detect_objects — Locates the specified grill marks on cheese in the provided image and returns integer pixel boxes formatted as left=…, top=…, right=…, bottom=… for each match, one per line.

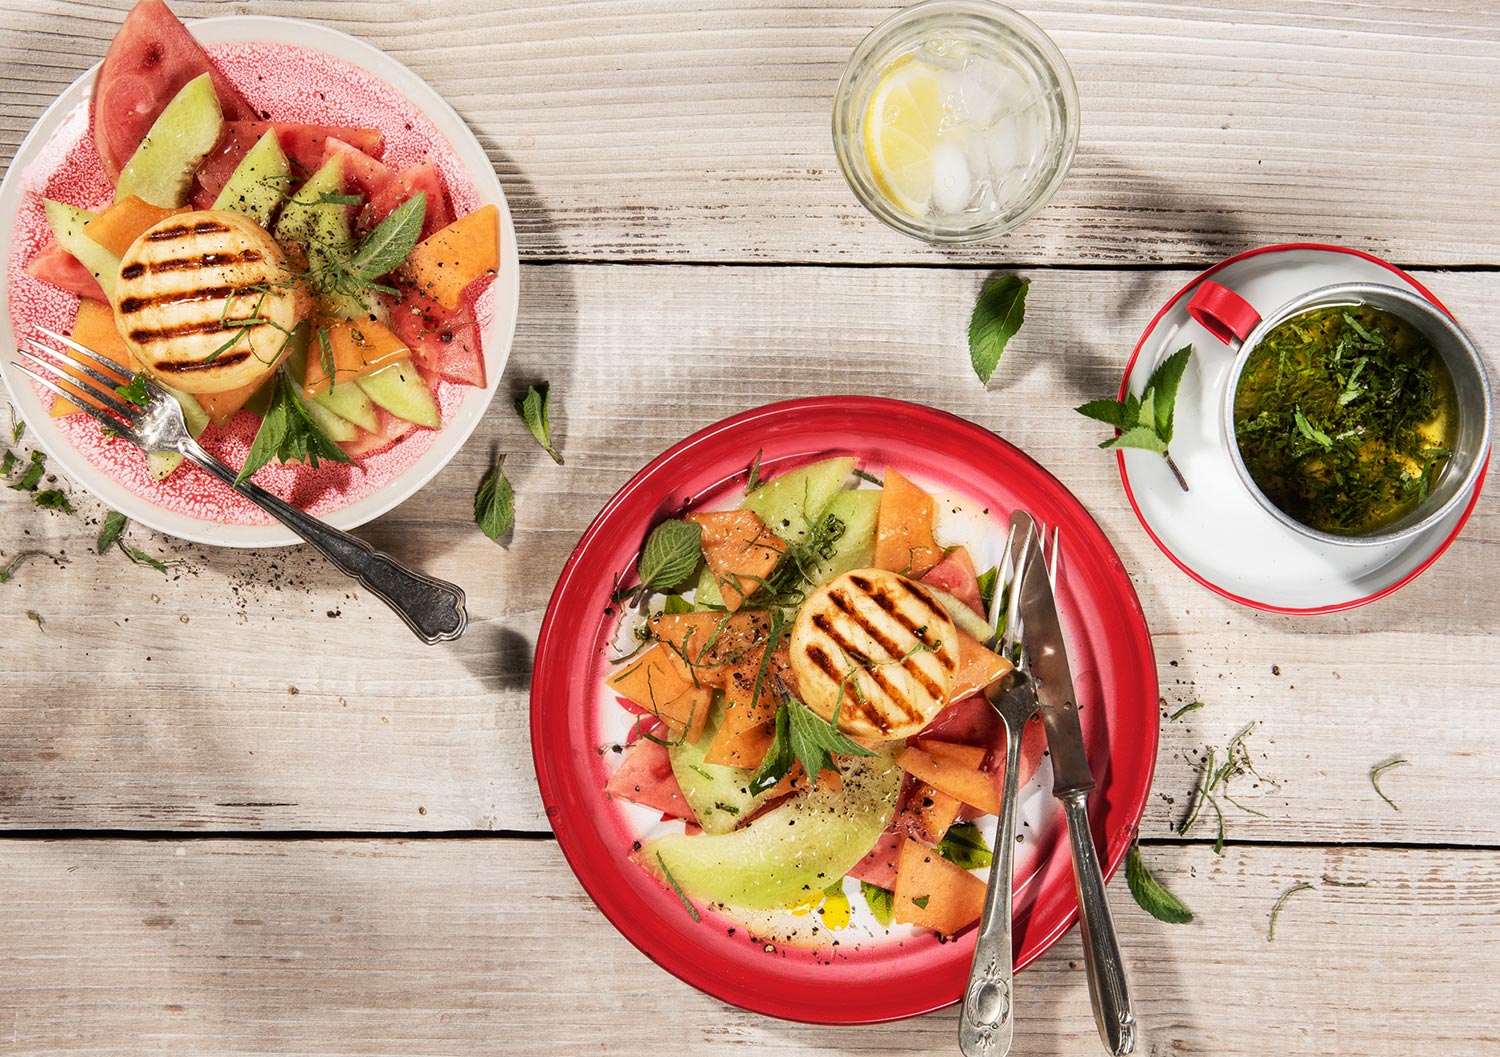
left=790, top=569, right=958, bottom=740
left=113, top=210, right=302, bottom=394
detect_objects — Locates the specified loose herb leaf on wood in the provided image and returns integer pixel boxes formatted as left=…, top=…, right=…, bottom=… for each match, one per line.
left=969, top=275, right=1029, bottom=385
left=97, top=511, right=128, bottom=554
left=514, top=383, right=563, bottom=465
left=474, top=455, right=516, bottom=542
left=1125, top=844, right=1193, bottom=924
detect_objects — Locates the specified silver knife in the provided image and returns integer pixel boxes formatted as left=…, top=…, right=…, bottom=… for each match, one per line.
left=1018, top=529, right=1137, bottom=1056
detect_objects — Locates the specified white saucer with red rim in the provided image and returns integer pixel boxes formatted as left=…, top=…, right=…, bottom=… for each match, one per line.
left=1118, top=244, right=1488, bottom=614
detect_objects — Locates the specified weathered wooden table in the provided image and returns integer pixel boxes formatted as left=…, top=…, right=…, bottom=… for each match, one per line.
left=2, top=2, right=1497, bottom=1054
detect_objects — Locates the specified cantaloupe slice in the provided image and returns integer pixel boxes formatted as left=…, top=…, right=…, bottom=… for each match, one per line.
left=647, top=609, right=771, bottom=689
left=83, top=196, right=185, bottom=257
left=948, top=630, right=1012, bottom=703
left=910, top=780, right=963, bottom=844
left=703, top=658, right=778, bottom=769
left=195, top=375, right=271, bottom=427
left=689, top=509, right=788, bottom=611
left=896, top=745, right=1000, bottom=815
left=606, top=644, right=711, bottom=743
left=50, top=301, right=132, bottom=418
left=893, top=836, right=986, bottom=935
left=911, top=738, right=988, bottom=770
left=404, top=204, right=499, bottom=310
left=873, top=468, right=944, bottom=577
left=303, top=320, right=412, bottom=399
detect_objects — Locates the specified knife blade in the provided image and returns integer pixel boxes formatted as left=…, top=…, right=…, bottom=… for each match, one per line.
left=1016, top=529, right=1094, bottom=798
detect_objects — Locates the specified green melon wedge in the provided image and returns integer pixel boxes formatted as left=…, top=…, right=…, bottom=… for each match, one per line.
left=668, top=699, right=778, bottom=836
left=212, top=129, right=291, bottom=228
left=641, top=752, right=901, bottom=910
left=741, top=456, right=857, bottom=546
left=115, top=73, right=224, bottom=207
left=808, top=488, right=881, bottom=585
left=43, top=200, right=119, bottom=298
left=275, top=155, right=388, bottom=324
left=355, top=359, right=439, bottom=429
left=281, top=325, right=360, bottom=443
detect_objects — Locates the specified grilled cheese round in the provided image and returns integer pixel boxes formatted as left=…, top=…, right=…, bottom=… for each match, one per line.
left=114, top=210, right=303, bottom=395
left=790, top=569, right=959, bottom=741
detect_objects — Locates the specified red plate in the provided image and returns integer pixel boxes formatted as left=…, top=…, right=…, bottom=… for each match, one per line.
left=530, top=397, right=1159, bottom=1024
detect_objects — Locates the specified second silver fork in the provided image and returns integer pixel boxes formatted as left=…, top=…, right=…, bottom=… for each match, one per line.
left=960, top=509, right=1054, bottom=1057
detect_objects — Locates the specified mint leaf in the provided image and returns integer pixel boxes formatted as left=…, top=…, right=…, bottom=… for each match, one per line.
left=1101, top=426, right=1168, bottom=454
left=968, top=275, right=1028, bottom=385
left=1295, top=407, right=1333, bottom=448
left=114, top=373, right=151, bottom=405
left=9, top=450, right=45, bottom=491
left=118, top=543, right=169, bottom=573
left=350, top=192, right=426, bottom=280
left=1146, top=345, right=1193, bottom=442
left=236, top=372, right=352, bottom=485
left=938, top=821, right=993, bottom=871
left=1125, top=844, right=1193, bottom=924
left=861, top=881, right=895, bottom=927
left=782, top=697, right=875, bottom=790
left=1074, top=399, right=1128, bottom=428
left=97, top=511, right=128, bottom=554
left=474, top=455, right=515, bottom=542
left=744, top=449, right=763, bottom=494
left=33, top=488, right=72, bottom=514
left=976, top=565, right=999, bottom=614
left=636, top=519, right=702, bottom=594
left=514, top=383, right=563, bottom=465
left=750, top=703, right=795, bottom=796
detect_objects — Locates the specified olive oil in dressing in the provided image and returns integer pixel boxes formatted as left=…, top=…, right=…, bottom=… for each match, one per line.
left=1233, top=304, right=1458, bottom=536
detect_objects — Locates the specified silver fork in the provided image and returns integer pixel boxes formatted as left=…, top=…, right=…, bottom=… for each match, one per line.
left=960, top=509, right=1056, bottom=1057
left=13, top=327, right=467, bottom=644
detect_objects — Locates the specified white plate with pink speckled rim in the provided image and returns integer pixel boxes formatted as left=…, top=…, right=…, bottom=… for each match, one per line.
left=0, top=15, right=519, bottom=548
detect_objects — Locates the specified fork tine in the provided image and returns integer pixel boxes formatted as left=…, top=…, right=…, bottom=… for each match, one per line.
left=1048, top=526, right=1060, bottom=590
left=33, top=325, right=143, bottom=383
left=987, top=521, right=1016, bottom=640
left=1000, top=514, right=1037, bottom=664
left=12, top=363, right=137, bottom=440
left=17, top=345, right=140, bottom=423
left=21, top=339, right=137, bottom=407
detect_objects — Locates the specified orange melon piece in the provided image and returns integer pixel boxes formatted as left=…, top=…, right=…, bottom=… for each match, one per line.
left=197, top=376, right=270, bottom=427
left=893, top=836, right=986, bottom=935
left=910, top=781, right=963, bottom=845
left=404, top=204, right=500, bottom=310
left=304, top=320, right=412, bottom=399
left=896, top=745, right=1000, bottom=815
left=911, top=738, right=988, bottom=771
left=606, top=644, right=711, bottom=743
left=83, top=196, right=184, bottom=257
left=50, top=300, right=132, bottom=418
left=948, top=630, right=1012, bottom=703
left=688, top=509, right=788, bottom=611
left=703, top=659, right=778, bottom=768
left=873, top=469, right=943, bottom=577
left=648, top=609, right=771, bottom=688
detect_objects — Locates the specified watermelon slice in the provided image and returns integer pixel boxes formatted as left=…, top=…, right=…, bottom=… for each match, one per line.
left=922, top=546, right=985, bottom=617
left=322, top=137, right=393, bottom=200
left=24, top=240, right=107, bottom=301
left=606, top=740, right=697, bottom=822
left=337, top=405, right=415, bottom=458
left=193, top=121, right=386, bottom=207
left=361, top=162, right=452, bottom=241
left=390, top=290, right=485, bottom=388
left=91, top=0, right=258, bottom=181
left=847, top=826, right=905, bottom=890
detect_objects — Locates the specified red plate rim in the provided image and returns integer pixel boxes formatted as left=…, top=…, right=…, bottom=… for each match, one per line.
left=1118, top=242, right=1490, bottom=616
left=531, top=396, right=1160, bottom=1024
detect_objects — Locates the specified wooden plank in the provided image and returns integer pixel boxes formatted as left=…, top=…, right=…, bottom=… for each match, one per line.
left=1, top=1, right=1498, bottom=265
left=1, top=264, right=1495, bottom=838
left=0, top=837, right=1496, bottom=1055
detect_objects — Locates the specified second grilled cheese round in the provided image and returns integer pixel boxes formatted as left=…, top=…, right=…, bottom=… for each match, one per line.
left=114, top=210, right=302, bottom=395
left=790, top=568, right=959, bottom=741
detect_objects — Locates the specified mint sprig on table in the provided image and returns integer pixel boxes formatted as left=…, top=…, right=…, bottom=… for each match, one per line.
left=1125, top=843, right=1193, bottom=924
left=514, top=383, right=563, bottom=465
left=475, top=455, right=516, bottom=542
left=1076, top=344, right=1193, bottom=492
left=969, top=275, right=1029, bottom=385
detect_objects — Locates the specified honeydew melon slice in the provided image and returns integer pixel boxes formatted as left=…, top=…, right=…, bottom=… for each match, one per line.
left=354, top=359, right=439, bottom=429
left=741, top=457, right=857, bottom=546
left=212, top=129, right=291, bottom=228
left=115, top=73, right=224, bottom=207
left=42, top=200, right=119, bottom=299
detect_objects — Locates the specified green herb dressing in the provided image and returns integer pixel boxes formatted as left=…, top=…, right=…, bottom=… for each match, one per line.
left=1233, top=304, right=1457, bottom=535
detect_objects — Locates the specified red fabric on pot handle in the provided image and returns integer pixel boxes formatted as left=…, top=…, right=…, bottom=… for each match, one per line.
left=1187, top=280, right=1261, bottom=346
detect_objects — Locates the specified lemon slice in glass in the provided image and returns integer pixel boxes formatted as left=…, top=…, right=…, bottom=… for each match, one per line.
left=863, top=58, right=944, bottom=217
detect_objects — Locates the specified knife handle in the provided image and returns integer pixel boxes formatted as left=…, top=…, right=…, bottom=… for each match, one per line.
left=1060, top=791, right=1137, bottom=1055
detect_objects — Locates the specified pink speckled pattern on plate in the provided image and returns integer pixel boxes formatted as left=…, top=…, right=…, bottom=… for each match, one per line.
left=6, top=40, right=491, bottom=526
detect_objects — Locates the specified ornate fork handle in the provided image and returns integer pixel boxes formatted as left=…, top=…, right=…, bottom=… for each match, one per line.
left=959, top=703, right=1029, bottom=1057
left=181, top=443, right=467, bottom=644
